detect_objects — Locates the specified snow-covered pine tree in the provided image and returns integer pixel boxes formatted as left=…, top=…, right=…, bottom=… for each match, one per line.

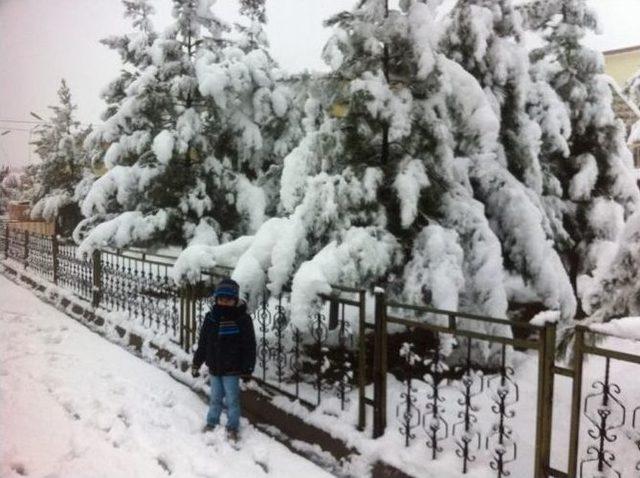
left=0, top=165, right=20, bottom=215
left=29, top=79, right=88, bottom=233
left=78, top=0, right=232, bottom=251
left=85, top=0, right=157, bottom=164
left=0, top=165, right=10, bottom=214
left=98, top=0, right=157, bottom=126
left=526, top=0, right=640, bottom=318
left=78, top=0, right=303, bottom=253
left=174, top=0, right=575, bottom=354
left=75, top=0, right=163, bottom=243
left=193, top=0, right=304, bottom=232
left=442, top=0, right=543, bottom=194
left=441, top=0, right=575, bottom=321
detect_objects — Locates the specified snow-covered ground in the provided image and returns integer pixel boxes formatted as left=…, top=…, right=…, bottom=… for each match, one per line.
left=0, top=275, right=334, bottom=478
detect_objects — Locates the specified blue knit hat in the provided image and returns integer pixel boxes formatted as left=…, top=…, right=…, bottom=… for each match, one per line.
left=212, top=278, right=240, bottom=300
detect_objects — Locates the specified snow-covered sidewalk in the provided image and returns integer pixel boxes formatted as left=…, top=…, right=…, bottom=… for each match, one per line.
left=0, top=275, right=334, bottom=478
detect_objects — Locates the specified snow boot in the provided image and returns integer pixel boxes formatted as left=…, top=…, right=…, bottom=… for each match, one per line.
left=202, top=423, right=217, bottom=433
left=226, top=428, right=239, bottom=443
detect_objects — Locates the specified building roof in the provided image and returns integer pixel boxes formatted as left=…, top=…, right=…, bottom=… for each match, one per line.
left=603, top=45, right=640, bottom=56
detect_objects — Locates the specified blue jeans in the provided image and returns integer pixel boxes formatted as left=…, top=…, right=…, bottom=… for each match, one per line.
left=206, top=375, right=241, bottom=431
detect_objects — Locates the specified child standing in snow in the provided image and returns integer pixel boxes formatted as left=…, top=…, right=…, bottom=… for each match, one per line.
left=191, top=278, right=256, bottom=441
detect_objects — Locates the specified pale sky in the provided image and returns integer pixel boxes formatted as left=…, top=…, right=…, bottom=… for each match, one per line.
left=1, top=0, right=639, bottom=169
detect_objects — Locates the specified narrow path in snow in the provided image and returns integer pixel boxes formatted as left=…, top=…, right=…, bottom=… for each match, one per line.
left=0, top=275, right=335, bottom=478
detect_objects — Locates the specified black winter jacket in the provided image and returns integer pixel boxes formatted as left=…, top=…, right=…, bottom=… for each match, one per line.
left=192, top=302, right=256, bottom=376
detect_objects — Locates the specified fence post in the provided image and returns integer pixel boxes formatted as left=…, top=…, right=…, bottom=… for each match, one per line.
left=180, top=283, right=193, bottom=352
left=567, top=326, right=585, bottom=478
left=373, top=289, right=387, bottom=438
left=535, top=322, right=557, bottom=478
left=190, top=283, right=198, bottom=351
left=23, top=230, right=29, bottom=269
left=92, top=249, right=102, bottom=307
left=179, top=285, right=186, bottom=351
left=4, top=224, right=9, bottom=259
left=357, top=289, right=367, bottom=432
left=52, top=234, right=59, bottom=285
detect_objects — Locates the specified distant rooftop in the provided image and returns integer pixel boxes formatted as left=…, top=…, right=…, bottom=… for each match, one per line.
left=603, top=45, right=640, bottom=56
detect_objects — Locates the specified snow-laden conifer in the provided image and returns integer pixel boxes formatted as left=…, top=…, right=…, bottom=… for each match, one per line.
left=175, top=0, right=576, bottom=353
left=77, top=0, right=302, bottom=253
left=526, top=0, right=640, bottom=317
left=29, top=80, right=88, bottom=232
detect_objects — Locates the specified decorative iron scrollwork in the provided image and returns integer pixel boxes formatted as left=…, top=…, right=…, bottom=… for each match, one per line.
left=633, top=406, right=640, bottom=472
left=270, top=294, right=288, bottom=384
left=453, top=338, right=483, bottom=474
left=26, top=233, right=54, bottom=281
left=288, top=325, right=303, bottom=399
left=332, top=302, right=354, bottom=411
left=309, top=309, right=332, bottom=406
left=254, top=292, right=273, bottom=382
left=100, top=253, right=180, bottom=337
left=397, top=342, right=421, bottom=447
left=580, top=357, right=624, bottom=478
left=486, top=344, right=518, bottom=478
left=423, top=336, right=449, bottom=459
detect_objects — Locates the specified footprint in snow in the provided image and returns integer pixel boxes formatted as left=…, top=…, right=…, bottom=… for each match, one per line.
left=62, top=401, right=81, bottom=421
left=117, top=409, right=131, bottom=428
left=43, top=334, right=63, bottom=345
left=156, top=454, right=173, bottom=475
left=161, top=391, right=176, bottom=408
left=10, top=462, right=28, bottom=476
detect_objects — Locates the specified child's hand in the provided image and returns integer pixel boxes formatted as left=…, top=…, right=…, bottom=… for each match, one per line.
left=191, top=364, right=200, bottom=378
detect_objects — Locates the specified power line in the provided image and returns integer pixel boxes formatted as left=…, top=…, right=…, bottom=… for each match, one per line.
left=0, top=127, right=33, bottom=133
left=0, top=119, right=45, bottom=125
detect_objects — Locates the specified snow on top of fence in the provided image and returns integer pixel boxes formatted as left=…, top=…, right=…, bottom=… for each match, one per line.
left=589, top=316, right=640, bottom=341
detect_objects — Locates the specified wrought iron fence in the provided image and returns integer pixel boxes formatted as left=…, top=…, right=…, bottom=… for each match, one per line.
left=100, top=249, right=181, bottom=338
left=368, top=291, right=553, bottom=478
left=180, top=277, right=366, bottom=412
left=5, top=226, right=26, bottom=266
left=563, top=326, right=640, bottom=478
left=57, top=240, right=93, bottom=302
left=0, top=219, right=7, bottom=257
left=26, top=232, right=55, bottom=282
left=3, top=226, right=640, bottom=478
left=248, top=285, right=365, bottom=411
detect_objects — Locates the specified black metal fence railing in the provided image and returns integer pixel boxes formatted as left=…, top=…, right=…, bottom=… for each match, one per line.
left=3, top=226, right=640, bottom=478
left=100, top=249, right=181, bottom=338
left=6, top=227, right=26, bottom=267
left=368, top=291, right=552, bottom=477
left=26, top=232, right=55, bottom=282
left=565, top=326, right=640, bottom=478
left=57, top=241, right=93, bottom=301
left=0, top=218, right=7, bottom=259
left=247, top=286, right=365, bottom=411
